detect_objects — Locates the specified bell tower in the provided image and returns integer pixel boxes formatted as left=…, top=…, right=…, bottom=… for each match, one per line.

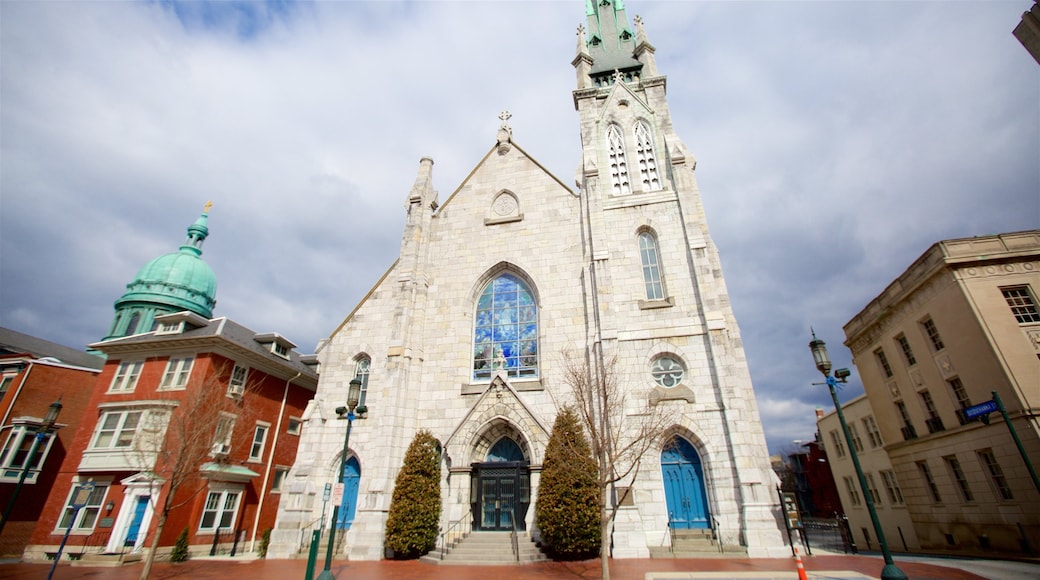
left=572, top=0, right=788, bottom=557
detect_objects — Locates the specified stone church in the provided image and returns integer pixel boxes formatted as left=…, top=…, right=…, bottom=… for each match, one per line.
left=270, top=1, right=786, bottom=560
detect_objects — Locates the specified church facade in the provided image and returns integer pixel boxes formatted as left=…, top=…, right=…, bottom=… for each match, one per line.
left=270, top=1, right=786, bottom=560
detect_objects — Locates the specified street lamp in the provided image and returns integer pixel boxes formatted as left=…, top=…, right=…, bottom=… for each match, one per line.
left=316, top=378, right=366, bottom=580
left=0, top=399, right=63, bottom=535
left=809, top=332, right=906, bottom=580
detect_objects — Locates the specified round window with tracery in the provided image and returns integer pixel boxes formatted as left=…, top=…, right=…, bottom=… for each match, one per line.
left=651, top=356, right=684, bottom=388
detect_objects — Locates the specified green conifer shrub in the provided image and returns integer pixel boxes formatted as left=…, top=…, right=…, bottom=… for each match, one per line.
left=169, top=528, right=190, bottom=562
left=384, top=430, right=442, bottom=559
left=258, top=528, right=271, bottom=558
left=535, top=406, right=601, bottom=560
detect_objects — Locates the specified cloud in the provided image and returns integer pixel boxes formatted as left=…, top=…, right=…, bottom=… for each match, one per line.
left=2, top=0, right=1036, bottom=455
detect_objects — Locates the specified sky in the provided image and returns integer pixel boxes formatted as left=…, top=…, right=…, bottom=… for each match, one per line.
left=1, top=0, right=1037, bottom=454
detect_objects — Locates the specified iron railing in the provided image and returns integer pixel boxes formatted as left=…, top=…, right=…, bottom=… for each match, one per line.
left=509, top=508, right=519, bottom=562
left=437, top=507, right=472, bottom=560
left=711, top=516, right=723, bottom=553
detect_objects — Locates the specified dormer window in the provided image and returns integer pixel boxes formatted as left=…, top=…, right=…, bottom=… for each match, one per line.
left=157, top=321, right=184, bottom=335
left=253, top=333, right=297, bottom=361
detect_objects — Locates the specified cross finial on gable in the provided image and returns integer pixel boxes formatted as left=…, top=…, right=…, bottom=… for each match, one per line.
left=499, top=110, right=512, bottom=126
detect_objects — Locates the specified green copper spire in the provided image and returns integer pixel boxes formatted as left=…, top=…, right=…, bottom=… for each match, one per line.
left=104, top=203, right=218, bottom=340
left=584, top=0, right=641, bottom=81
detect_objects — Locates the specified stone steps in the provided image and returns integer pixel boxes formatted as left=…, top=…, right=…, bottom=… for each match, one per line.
left=421, top=531, right=547, bottom=565
left=650, top=528, right=746, bottom=558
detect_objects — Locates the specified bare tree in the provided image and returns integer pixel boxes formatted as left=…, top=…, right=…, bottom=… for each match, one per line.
left=133, top=364, right=256, bottom=580
left=560, top=347, right=674, bottom=580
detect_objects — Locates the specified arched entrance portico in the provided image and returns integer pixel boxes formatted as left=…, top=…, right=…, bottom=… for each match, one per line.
left=661, top=437, right=711, bottom=529
left=470, top=438, right=530, bottom=531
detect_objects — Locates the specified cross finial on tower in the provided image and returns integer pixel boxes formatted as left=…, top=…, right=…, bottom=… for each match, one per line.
left=204, top=200, right=213, bottom=214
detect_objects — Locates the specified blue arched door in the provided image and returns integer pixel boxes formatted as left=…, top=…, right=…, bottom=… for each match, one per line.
left=336, top=456, right=361, bottom=529
left=661, top=437, right=710, bottom=529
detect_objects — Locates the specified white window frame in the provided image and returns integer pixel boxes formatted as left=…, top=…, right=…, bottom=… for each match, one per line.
left=228, top=364, right=248, bottom=397
left=0, top=374, right=16, bottom=396
left=638, top=231, right=665, bottom=301
left=0, top=426, right=57, bottom=483
left=248, top=423, right=269, bottom=462
left=863, top=416, right=883, bottom=448
left=271, top=466, right=289, bottom=493
left=211, top=413, right=236, bottom=456
left=198, top=487, right=242, bottom=532
left=880, top=469, right=904, bottom=505
left=828, top=429, right=846, bottom=458
left=843, top=476, right=862, bottom=506
left=354, top=357, right=370, bottom=407
left=159, top=356, right=194, bottom=390
left=1001, top=285, right=1040, bottom=324
left=109, top=361, right=143, bottom=393
left=90, top=410, right=144, bottom=450
left=847, top=422, right=864, bottom=453
left=978, top=449, right=1014, bottom=500
left=56, top=481, right=109, bottom=533
left=286, top=416, right=302, bottom=436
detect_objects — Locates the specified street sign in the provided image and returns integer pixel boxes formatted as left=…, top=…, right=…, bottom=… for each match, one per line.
left=782, top=492, right=802, bottom=529
left=964, top=400, right=998, bottom=420
left=332, top=483, right=344, bottom=506
left=322, top=482, right=332, bottom=502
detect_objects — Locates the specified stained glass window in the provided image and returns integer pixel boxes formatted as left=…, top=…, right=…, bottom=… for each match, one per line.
left=608, top=125, right=631, bottom=195
left=473, top=274, right=538, bottom=380
left=634, top=121, right=660, bottom=191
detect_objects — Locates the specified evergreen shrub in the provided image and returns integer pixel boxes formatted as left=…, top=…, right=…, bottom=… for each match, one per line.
left=535, top=406, right=601, bottom=560
left=384, top=430, right=441, bottom=559
left=170, top=528, right=190, bottom=562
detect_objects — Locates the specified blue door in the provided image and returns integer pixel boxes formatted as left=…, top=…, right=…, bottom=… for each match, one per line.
left=336, top=457, right=361, bottom=529
left=661, top=438, right=710, bottom=529
left=123, top=496, right=150, bottom=547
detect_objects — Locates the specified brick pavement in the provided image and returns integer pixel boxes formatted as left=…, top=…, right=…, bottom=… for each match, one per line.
left=0, top=555, right=988, bottom=580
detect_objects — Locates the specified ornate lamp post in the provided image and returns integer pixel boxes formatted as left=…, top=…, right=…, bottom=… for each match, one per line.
left=0, top=399, right=63, bottom=535
left=316, top=378, right=367, bottom=580
left=809, top=332, right=906, bottom=580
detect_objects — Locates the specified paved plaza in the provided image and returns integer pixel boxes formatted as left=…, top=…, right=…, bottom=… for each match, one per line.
left=4, top=553, right=1039, bottom=580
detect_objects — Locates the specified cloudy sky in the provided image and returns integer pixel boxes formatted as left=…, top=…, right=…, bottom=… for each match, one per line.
left=2, top=0, right=1037, bottom=453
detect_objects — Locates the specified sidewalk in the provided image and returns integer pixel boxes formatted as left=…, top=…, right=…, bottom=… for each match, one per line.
left=0, top=554, right=999, bottom=580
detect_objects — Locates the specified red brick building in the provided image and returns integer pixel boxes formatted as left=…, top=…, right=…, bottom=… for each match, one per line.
left=23, top=312, right=318, bottom=563
left=0, top=328, right=104, bottom=557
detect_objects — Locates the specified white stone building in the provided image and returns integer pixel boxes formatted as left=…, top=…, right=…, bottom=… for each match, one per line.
left=270, top=1, right=786, bottom=560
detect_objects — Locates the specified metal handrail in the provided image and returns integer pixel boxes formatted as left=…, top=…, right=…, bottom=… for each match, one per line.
left=437, top=507, right=473, bottom=560
left=667, top=512, right=675, bottom=551
left=509, top=508, right=519, bottom=562
left=711, top=516, right=723, bottom=553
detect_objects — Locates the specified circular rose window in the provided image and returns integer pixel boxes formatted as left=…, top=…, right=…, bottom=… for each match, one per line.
left=651, top=356, right=684, bottom=388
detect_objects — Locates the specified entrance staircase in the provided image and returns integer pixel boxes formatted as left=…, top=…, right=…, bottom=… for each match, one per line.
left=649, top=529, right=745, bottom=558
left=420, top=531, right=547, bottom=565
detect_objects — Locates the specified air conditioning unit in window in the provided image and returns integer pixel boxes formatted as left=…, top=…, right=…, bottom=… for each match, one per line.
left=211, top=443, right=231, bottom=456
left=227, top=384, right=244, bottom=397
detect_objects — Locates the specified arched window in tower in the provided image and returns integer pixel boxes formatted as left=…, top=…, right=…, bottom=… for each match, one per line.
left=125, top=313, right=141, bottom=336
left=634, top=121, right=660, bottom=191
left=638, top=231, right=665, bottom=300
left=473, top=274, right=538, bottom=380
left=354, top=356, right=370, bottom=407
left=607, top=124, right=632, bottom=195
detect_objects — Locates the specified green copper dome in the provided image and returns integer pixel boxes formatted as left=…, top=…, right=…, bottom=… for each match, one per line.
left=105, top=207, right=218, bottom=339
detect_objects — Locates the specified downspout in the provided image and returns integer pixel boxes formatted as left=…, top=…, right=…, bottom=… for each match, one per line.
left=250, top=370, right=300, bottom=552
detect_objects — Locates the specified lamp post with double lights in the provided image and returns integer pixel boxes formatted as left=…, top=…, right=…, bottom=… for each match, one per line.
left=0, top=399, right=63, bottom=535
left=809, top=332, right=906, bottom=580
left=316, top=378, right=367, bottom=580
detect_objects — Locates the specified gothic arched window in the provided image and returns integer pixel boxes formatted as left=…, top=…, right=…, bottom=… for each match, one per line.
left=473, top=274, right=538, bottom=380
left=634, top=121, right=660, bottom=191
left=638, top=231, right=664, bottom=300
left=607, top=125, right=631, bottom=195
left=354, top=356, right=370, bottom=407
